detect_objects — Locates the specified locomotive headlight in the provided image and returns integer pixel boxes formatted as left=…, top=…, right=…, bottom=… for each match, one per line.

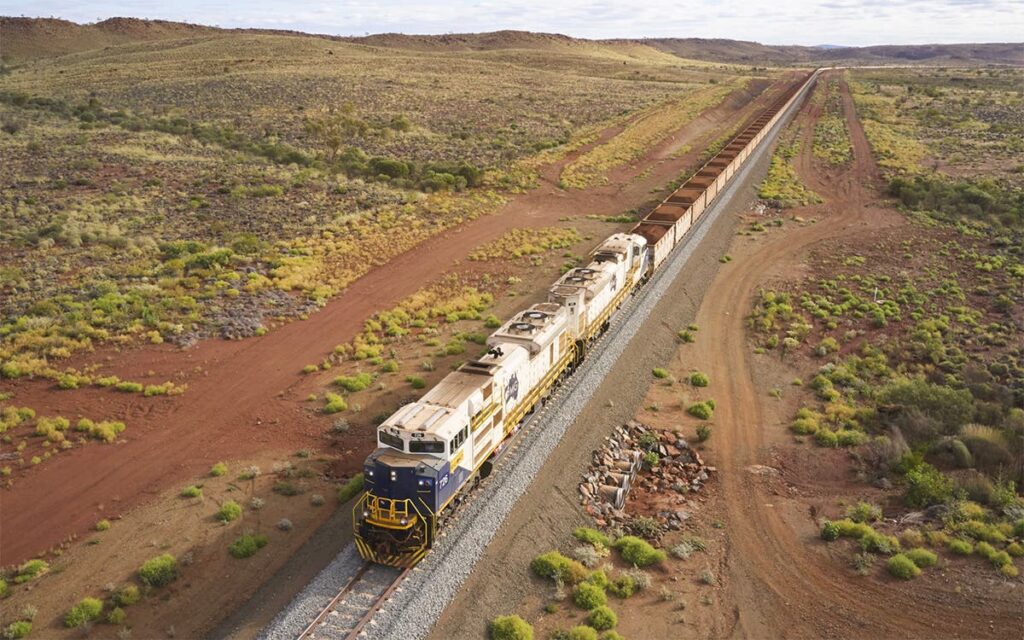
left=362, top=510, right=369, bottom=518
left=366, top=469, right=374, bottom=477
left=400, top=518, right=408, bottom=526
left=390, top=470, right=397, bottom=481
left=417, top=479, right=424, bottom=487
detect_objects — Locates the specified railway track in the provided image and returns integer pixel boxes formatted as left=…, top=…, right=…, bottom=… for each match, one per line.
left=296, top=563, right=410, bottom=640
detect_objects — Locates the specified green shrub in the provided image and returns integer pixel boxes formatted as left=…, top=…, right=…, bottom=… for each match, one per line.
left=334, top=372, right=373, bottom=392
left=301, top=364, right=318, bottom=374
left=489, top=615, right=533, bottom=640
left=181, top=485, right=202, bottom=498
left=608, top=574, right=636, bottom=598
left=887, top=554, right=921, bottom=580
left=114, top=584, right=140, bottom=607
left=613, top=535, right=666, bottom=567
left=860, top=531, right=899, bottom=555
left=574, top=527, right=611, bottom=547
left=95, top=519, right=111, bottom=531
left=652, top=368, right=670, bottom=379
left=14, top=559, right=49, bottom=583
left=678, top=330, right=695, bottom=343
left=217, top=500, right=242, bottom=522
left=3, top=621, right=31, bottom=639
left=820, top=520, right=841, bottom=541
left=600, top=633, right=625, bottom=640
left=0, top=578, right=7, bottom=598
left=323, top=392, right=348, bottom=413
left=573, top=582, right=607, bottom=610
left=139, top=554, right=178, bottom=587
left=381, top=359, right=400, bottom=373
left=229, top=533, right=269, bottom=559
left=1007, top=542, right=1024, bottom=558
left=531, top=551, right=587, bottom=583
left=337, top=473, right=365, bottom=503
left=905, top=548, right=937, bottom=568
left=949, top=538, right=973, bottom=555
left=210, top=462, right=228, bottom=477
left=407, top=376, right=426, bottom=389
left=587, top=606, right=617, bottom=631
left=585, top=569, right=610, bottom=589
left=904, top=463, right=953, bottom=507
left=1001, top=563, right=1019, bottom=579
left=689, top=372, right=709, bottom=387
left=846, top=502, right=882, bottom=523
left=567, top=627, right=598, bottom=640
left=107, top=606, right=126, bottom=625
left=696, top=424, right=712, bottom=442
left=687, top=402, right=713, bottom=420
left=114, top=381, right=143, bottom=393
left=960, top=520, right=1006, bottom=543
left=65, top=597, right=103, bottom=627
left=950, top=439, right=973, bottom=468
left=791, top=417, right=819, bottom=435
left=836, top=429, right=868, bottom=446
left=814, top=428, right=838, bottom=447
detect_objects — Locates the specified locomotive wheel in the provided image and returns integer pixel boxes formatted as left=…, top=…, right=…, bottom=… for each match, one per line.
left=480, top=460, right=493, bottom=479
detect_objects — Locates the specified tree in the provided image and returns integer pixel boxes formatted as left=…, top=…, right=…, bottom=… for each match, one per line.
left=304, top=103, right=368, bottom=163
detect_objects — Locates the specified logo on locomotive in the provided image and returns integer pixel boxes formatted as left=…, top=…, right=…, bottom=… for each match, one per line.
left=505, top=373, right=519, bottom=406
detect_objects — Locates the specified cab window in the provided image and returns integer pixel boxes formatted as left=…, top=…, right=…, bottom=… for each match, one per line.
left=379, top=431, right=404, bottom=451
left=410, top=440, right=445, bottom=454
left=450, top=426, right=470, bottom=451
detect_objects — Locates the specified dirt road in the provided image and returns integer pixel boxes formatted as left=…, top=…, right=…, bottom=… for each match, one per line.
left=1, top=79, right=785, bottom=564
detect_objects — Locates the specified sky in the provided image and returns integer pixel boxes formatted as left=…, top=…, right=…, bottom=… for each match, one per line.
left=2, top=0, right=1022, bottom=47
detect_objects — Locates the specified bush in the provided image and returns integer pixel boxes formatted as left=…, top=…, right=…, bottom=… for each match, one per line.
left=613, top=536, right=666, bottom=567
left=572, top=582, right=607, bottom=610
left=904, top=463, right=954, bottom=507
left=139, top=554, right=178, bottom=587
left=846, top=502, right=882, bottom=523
left=1007, top=542, right=1024, bottom=558
left=107, top=606, right=126, bottom=625
left=905, top=548, right=938, bottom=568
left=65, top=597, right=103, bottom=627
left=323, top=393, right=348, bottom=413
left=0, top=579, right=7, bottom=598
left=95, top=519, right=111, bottom=531
left=337, top=473, right=365, bottom=503
left=696, top=424, right=712, bottom=442
left=489, top=615, right=533, bottom=640
left=836, top=429, right=868, bottom=446
left=608, top=574, right=636, bottom=598
left=14, top=559, right=49, bottom=584
left=531, top=551, right=586, bottom=583
left=587, top=606, right=617, bottom=631
left=407, top=376, right=426, bottom=389
left=181, top=485, right=202, bottom=498
left=567, top=627, right=598, bottom=640
left=814, top=428, right=838, bottom=447
left=574, top=527, right=612, bottom=547
left=652, top=368, right=670, bottom=379
left=820, top=520, right=841, bottom=541
left=334, top=372, right=373, bottom=392
left=949, top=538, right=973, bottom=555
left=229, top=533, right=269, bottom=559
left=217, top=500, right=242, bottom=522
left=887, top=554, right=921, bottom=580
left=600, top=633, right=625, bottom=640
left=3, top=621, right=31, bottom=639
left=950, top=439, right=974, bottom=468
left=210, top=462, right=228, bottom=477
left=687, top=402, right=714, bottom=420
left=114, top=584, right=140, bottom=607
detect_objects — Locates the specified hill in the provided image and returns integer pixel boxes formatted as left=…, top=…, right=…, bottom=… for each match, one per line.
left=1, top=17, right=1021, bottom=66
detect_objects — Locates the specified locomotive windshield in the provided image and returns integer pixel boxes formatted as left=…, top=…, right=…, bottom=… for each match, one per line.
left=409, top=440, right=445, bottom=453
left=379, top=431, right=404, bottom=451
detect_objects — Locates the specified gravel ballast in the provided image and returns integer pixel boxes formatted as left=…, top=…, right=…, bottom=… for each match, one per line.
left=259, top=74, right=818, bottom=640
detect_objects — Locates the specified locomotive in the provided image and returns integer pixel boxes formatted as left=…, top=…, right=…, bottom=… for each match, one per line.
left=353, top=71, right=816, bottom=567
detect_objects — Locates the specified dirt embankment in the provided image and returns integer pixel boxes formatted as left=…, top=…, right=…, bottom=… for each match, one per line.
left=428, top=72, right=1023, bottom=639
left=0, top=78, right=786, bottom=569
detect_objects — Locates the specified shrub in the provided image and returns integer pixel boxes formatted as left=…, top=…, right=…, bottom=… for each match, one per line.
left=904, top=463, right=953, bottom=507
left=14, top=559, right=48, bottom=584
left=1001, top=564, right=1019, bottom=579
left=301, top=364, right=318, bottom=374
left=585, top=569, right=610, bottom=589
left=337, top=473, right=365, bottom=503
left=905, top=548, right=938, bottom=568
left=687, top=402, right=713, bottom=420
left=323, top=393, right=348, bottom=413
left=608, top=574, right=636, bottom=598
left=107, top=606, right=126, bottom=625
left=1007, top=542, right=1024, bottom=558
left=860, top=531, right=899, bottom=555
left=572, top=545, right=601, bottom=568
left=210, top=462, right=228, bottom=477
left=407, top=376, right=426, bottom=389
left=381, top=360, right=399, bottom=373
left=899, top=528, right=925, bottom=548
left=531, top=551, right=586, bottom=583
left=613, top=536, right=665, bottom=566
left=229, top=533, right=269, bottom=559
left=572, top=582, right=607, bottom=610
left=139, top=554, right=178, bottom=587
left=334, top=372, right=373, bottom=392
left=277, top=518, right=293, bottom=531
left=949, top=538, right=973, bottom=555
left=836, top=429, right=868, bottom=446
left=690, top=372, right=709, bottom=387
left=95, top=519, right=111, bottom=531
left=587, top=606, right=617, bottom=631
left=820, top=520, right=841, bottom=541
left=567, top=627, right=598, bottom=640
left=489, top=615, right=533, bottom=640
left=678, top=330, right=695, bottom=343
left=696, top=424, right=712, bottom=442
left=217, top=500, right=242, bottom=522
left=887, top=554, right=921, bottom=580
left=652, top=368, right=670, bottom=379
left=574, top=527, right=612, bottom=547
left=950, top=439, right=974, bottom=468
left=814, top=428, right=838, bottom=447
left=114, top=381, right=143, bottom=393
left=113, top=584, right=140, bottom=607
left=181, top=485, right=202, bottom=498
left=846, top=502, right=882, bottom=523
left=0, top=579, right=6, bottom=598
left=3, top=621, right=31, bottom=639
left=65, top=597, right=103, bottom=627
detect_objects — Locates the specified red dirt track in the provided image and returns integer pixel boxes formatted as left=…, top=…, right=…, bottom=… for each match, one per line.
left=0, top=77, right=796, bottom=565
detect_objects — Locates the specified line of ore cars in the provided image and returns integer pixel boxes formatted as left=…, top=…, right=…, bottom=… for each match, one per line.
left=354, top=71, right=816, bottom=567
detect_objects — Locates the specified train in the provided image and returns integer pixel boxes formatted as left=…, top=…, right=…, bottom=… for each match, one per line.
left=353, top=70, right=817, bottom=568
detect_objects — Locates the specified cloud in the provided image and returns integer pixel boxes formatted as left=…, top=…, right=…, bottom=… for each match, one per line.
left=2, top=0, right=1021, bottom=45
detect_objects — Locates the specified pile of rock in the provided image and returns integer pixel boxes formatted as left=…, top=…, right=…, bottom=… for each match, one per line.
left=579, top=420, right=714, bottom=531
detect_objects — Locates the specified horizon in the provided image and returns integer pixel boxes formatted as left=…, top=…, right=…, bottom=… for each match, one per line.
left=2, top=0, right=1023, bottom=48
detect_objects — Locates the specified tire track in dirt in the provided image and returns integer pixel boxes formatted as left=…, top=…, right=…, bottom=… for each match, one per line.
left=0, top=79, right=790, bottom=565
left=693, top=74, right=1017, bottom=639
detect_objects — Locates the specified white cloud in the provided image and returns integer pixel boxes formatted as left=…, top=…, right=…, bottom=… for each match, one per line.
left=2, top=0, right=1021, bottom=46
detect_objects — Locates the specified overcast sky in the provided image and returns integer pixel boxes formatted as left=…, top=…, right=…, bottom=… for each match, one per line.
left=3, top=0, right=1022, bottom=46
